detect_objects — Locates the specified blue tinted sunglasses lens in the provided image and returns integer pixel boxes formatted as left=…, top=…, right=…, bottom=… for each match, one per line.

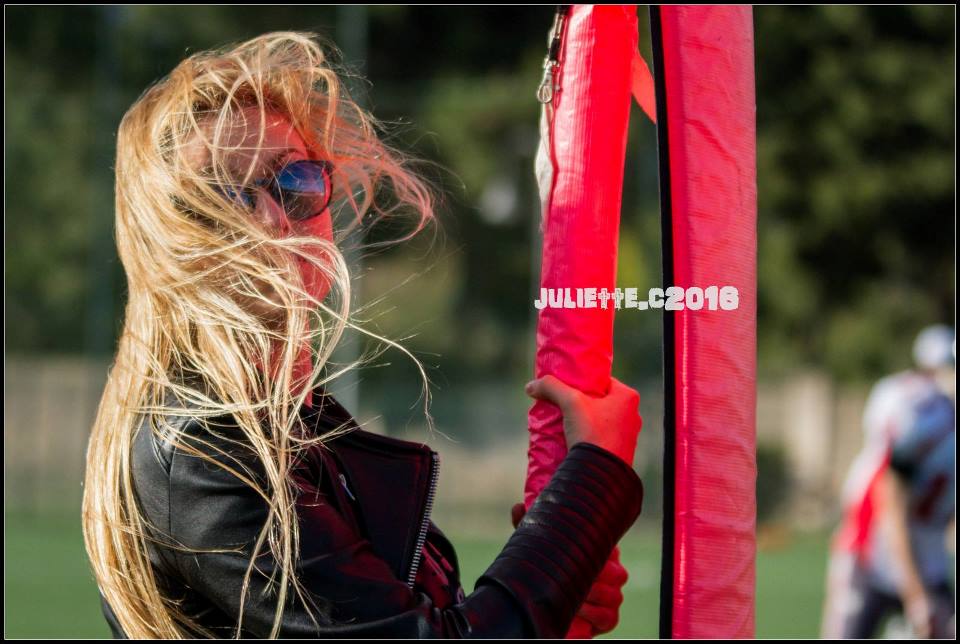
left=273, top=160, right=332, bottom=221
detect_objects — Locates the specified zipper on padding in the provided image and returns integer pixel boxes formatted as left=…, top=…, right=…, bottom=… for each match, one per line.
left=405, top=451, right=440, bottom=588
left=534, top=5, right=570, bottom=229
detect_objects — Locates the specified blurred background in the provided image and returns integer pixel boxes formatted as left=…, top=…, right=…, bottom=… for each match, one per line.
left=4, top=5, right=955, bottom=638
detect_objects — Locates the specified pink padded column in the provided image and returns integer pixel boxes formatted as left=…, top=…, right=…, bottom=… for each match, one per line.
left=652, top=5, right=757, bottom=638
left=525, top=5, right=636, bottom=508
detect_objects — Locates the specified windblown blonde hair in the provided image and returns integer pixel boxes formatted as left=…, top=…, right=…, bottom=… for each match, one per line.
left=82, top=31, right=438, bottom=638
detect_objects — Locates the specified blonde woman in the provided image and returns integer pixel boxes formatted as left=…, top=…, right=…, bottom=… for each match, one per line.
left=82, top=32, right=645, bottom=639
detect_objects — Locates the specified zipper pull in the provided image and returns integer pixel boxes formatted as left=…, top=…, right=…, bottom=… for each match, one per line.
left=338, top=472, right=357, bottom=501
left=537, top=58, right=557, bottom=104
left=537, top=5, right=570, bottom=104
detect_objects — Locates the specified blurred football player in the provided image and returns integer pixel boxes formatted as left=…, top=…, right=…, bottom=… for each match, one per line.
left=822, top=325, right=955, bottom=639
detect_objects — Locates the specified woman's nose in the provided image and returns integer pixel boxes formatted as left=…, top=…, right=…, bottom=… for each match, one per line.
left=259, top=191, right=291, bottom=235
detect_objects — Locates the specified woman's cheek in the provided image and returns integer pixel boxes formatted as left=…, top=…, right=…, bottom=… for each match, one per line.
left=299, top=258, right=331, bottom=303
left=298, top=208, right=333, bottom=243
left=296, top=210, right=335, bottom=302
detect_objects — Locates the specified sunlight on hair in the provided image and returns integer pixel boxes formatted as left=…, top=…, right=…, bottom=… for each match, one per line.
left=82, top=31, right=443, bottom=639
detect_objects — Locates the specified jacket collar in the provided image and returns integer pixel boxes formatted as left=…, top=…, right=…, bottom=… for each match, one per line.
left=300, top=386, right=440, bottom=587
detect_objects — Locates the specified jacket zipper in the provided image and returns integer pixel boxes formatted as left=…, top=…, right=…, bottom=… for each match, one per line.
left=405, top=451, right=440, bottom=588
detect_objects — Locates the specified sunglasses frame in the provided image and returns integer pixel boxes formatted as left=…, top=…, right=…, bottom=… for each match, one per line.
left=217, top=158, right=334, bottom=223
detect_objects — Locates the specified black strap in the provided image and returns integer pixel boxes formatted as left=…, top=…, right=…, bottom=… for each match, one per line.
left=650, top=5, right=676, bottom=639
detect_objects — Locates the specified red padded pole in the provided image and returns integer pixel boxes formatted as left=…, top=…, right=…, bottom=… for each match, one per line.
left=526, top=4, right=635, bottom=508
left=526, top=9, right=636, bottom=637
left=652, top=5, right=757, bottom=639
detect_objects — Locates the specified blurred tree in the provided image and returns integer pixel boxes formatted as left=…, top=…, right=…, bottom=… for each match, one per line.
left=755, top=5, right=955, bottom=380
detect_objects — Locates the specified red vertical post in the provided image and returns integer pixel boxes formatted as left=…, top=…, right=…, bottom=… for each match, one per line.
left=526, top=5, right=636, bottom=507
left=651, top=5, right=758, bottom=639
left=526, top=10, right=636, bottom=636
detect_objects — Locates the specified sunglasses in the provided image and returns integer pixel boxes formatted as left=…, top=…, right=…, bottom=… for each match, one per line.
left=216, top=159, right=334, bottom=223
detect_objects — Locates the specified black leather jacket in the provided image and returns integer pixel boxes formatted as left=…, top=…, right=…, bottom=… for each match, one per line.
left=100, top=389, right=644, bottom=638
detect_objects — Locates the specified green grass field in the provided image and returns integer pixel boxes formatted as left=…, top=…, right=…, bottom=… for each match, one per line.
left=4, top=512, right=827, bottom=638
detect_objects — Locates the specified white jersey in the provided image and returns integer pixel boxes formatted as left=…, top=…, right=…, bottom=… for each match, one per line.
left=840, top=371, right=956, bottom=593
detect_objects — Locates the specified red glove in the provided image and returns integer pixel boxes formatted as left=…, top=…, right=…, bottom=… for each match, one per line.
left=511, top=502, right=627, bottom=638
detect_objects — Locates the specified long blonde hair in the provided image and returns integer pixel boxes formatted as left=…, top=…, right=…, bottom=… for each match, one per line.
left=82, top=31, right=437, bottom=638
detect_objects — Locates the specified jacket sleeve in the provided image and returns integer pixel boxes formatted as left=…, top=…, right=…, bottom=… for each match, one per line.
left=162, top=425, right=643, bottom=638
left=476, top=442, right=644, bottom=638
